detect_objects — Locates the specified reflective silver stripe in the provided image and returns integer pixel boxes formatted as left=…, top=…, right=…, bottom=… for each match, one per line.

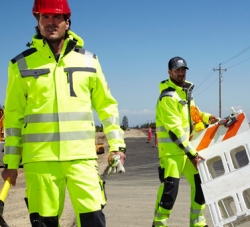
left=102, top=116, right=120, bottom=128
left=4, top=146, right=22, bottom=155
left=24, top=112, right=93, bottom=123
left=156, top=126, right=167, bottom=132
left=20, top=69, right=50, bottom=79
left=174, top=134, right=188, bottom=146
left=85, top=50, right=95, bottom=68
left=190, top=215, right=205, bottom=224
left=5, top=128, right=21, bottom=137
left=184, top=145, right=193, bottom=154
left=153, top=220, right=168, bottom=226
left=183, top=126, right=189, bottom=132
left=106, top=130, right=123, bottom=140
left=191, top=208, right=204, bottom=215
left=17, top=56, right=28, bottom=70
left=154, top=211, right=170, bottom=218
left=22, top=131, right=95, bottom=143
left=158, top=138, right=172, bottom=143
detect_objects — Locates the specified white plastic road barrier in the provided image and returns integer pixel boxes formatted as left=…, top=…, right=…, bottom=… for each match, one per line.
left=190, top=108, right=250, bottom=227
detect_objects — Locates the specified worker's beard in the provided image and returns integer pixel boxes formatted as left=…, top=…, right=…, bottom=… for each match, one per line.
left=170, top=75, right=185, bottom=87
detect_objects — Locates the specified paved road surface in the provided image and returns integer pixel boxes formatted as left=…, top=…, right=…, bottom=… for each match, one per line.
left=102, top=136, right=213, bottom=227
left=4, top=130, right=247, bottom=226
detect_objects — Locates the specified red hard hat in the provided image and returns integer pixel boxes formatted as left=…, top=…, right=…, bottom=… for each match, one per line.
left=32, top=0, right=71, bottom=18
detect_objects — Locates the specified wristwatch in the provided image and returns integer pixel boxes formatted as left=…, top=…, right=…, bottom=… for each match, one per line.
left=119, top=147, right=126, bottom=154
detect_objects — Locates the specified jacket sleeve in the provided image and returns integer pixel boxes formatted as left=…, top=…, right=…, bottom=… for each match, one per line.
left=91, top=57, right=126, bottom=153
left=3, top=62, right=25, bottom=169
left=158, top=97, right=197, bottom=158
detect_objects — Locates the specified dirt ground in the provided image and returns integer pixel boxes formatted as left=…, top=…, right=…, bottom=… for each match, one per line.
left=0, top=129, right=144, bottom=226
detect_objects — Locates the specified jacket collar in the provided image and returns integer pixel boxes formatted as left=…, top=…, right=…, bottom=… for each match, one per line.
left=29, top=30, right=84, bottom=58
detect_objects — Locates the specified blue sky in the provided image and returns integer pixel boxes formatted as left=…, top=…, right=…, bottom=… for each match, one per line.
left=0, top=1, right=250, bottom=127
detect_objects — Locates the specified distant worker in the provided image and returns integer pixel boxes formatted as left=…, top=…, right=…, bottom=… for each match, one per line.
left=147, top=126, right=152, bottom=143
left=2, top=0, right=126, bottom=226
left=152, top=56, right=219, bottom=227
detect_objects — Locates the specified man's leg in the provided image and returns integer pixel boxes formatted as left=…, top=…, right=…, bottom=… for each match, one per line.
left=24, top=162, right=66, bottom=227
left=67, top=159, right=106, bottom=227
left=183, top=158, right=207, bottom=227
left=152, top=156, right=185, bottom=227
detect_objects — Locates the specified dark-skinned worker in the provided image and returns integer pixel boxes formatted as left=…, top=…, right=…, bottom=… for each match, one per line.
left=1, top=0, right=126, bottom=226
left=152, top=56, right=219, bottom=227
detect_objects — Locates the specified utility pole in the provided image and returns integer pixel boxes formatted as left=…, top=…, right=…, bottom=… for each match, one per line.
left=213, top=63, right=227, bottom=118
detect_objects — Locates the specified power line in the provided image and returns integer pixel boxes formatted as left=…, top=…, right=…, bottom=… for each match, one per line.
left=220, top=45, right=250, bottom=65
left=193, top=76, right=218, bottom=97
left=226, top=56, right=250, bottom=69
left=213, top=63, right=227, bottom=118
left=193, top=69, right=214, bottom=92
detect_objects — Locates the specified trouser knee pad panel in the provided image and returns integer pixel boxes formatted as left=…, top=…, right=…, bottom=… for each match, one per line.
left=80, top=210, right=106, bottom=227
left=194, top=174, right=205, bottom=205
left=30, top=212, right=58, bottom=227
left=160, top=177, right=179, bottom=210
left=158, top=166, right=164, bottom=183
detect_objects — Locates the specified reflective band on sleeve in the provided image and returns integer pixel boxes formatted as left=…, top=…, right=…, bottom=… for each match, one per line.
left=174, top=134, right=188, bottom=146
left=183, top=144, right=193, bottom=154
left=106, top=130, right=124, bottom=140
left=4, top=146, right=22, bottom=155
left=156, top=126, right=167, bottom=132
left=101, top=116, right=120, bottom=128
left=5, top=128, right=22, bottom=137
left=183, top=126, right=189, bottom=133
left=158, top=138, right=172, bottom=143
left=22, top=131, right=95, bottom=143
left=24, top=112, right=93, bottom=123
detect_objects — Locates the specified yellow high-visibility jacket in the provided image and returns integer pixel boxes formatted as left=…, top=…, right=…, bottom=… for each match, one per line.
left=156, top=78, right=210, bottom=159
left=4, top=30, right=125, bottom=169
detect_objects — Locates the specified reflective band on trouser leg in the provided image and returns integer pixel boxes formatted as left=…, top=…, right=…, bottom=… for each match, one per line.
left=183, top=159, right=206, bottom=227
left=152, top=182, right=170, bottom=227
left=66, top=159, right=106, bottom=227
left=152, top=156, right=184, bottom=227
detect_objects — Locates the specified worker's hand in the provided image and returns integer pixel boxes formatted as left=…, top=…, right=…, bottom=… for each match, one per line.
left=1, top=169, right=18, bottom=186
left=108, top=151, right=126, bottom=165
left=209, top=115, right=219, bottom=124
left=107, top=152, right=126, bottom=176
left=190, top=153, right=205, bottom=170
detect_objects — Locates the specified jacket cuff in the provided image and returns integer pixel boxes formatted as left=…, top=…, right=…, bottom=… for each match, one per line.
left=202, top=113, right=211, bottom=124
left=109, top=146, right=126, bottom=154
left=3, top=155, right=20, bottom=169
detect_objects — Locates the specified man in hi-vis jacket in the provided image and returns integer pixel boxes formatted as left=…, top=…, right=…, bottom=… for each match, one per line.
left=2, top=0, right=126, bottom=226
left=152, top=56, right=218, bottom=227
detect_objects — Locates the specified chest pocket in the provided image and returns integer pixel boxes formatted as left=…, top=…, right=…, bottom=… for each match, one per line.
left=64, top=67, right=96, bottom=97
left=20, top=69, right=50, bottom=79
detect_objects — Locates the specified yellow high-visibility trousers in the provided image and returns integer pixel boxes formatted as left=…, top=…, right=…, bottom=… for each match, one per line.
left=24, top=159, right=106, bottom=227
left=153, top=155, right=206, bottom=227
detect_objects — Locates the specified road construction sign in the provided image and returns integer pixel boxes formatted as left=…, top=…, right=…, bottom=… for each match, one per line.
left=190, top=109, right=250, bottom=227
